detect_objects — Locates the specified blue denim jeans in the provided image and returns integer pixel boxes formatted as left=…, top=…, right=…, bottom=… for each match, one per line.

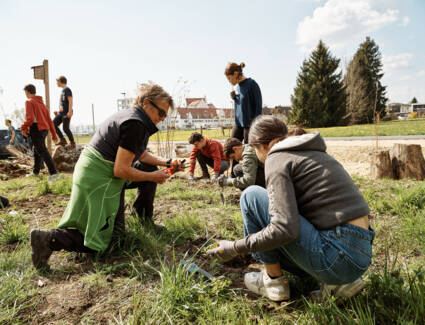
left=240, top=186, right=375, bottom=285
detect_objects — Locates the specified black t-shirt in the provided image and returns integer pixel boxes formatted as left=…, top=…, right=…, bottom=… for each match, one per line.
left=59, top=87, right=72, bottom=115
left=119, top=120, right=147, bottom=157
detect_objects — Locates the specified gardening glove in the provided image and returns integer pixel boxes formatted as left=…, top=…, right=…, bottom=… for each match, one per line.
left=219, top=176, right=234, bottom=187
left=211, top=174, right=220, bottom=183
left=206, top=240, right=238, bottom=262
left=188, top=174, right=195, bottom=181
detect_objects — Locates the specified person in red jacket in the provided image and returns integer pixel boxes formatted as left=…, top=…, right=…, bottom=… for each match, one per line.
left=21, top=84, right=58, bottom=179
left=188, top=132, right=229, bottom=181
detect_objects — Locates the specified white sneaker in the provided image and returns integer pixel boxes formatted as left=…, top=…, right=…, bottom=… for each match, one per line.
left=26, top=173, right=39, bottom=178
left=310, top=278, right=365, bottom=301
left=48, top=174, right=59, bottom=183
left=244, top=269, right=290, bottom=301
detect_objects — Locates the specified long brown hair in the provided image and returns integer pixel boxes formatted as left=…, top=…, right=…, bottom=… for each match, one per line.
left=249, top=115, right=288, bottom=146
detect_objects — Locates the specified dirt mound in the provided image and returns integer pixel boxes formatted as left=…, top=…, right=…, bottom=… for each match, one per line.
left=52, top=145, right=84, bottom=172
left=0, top=159, right=31, bottom=179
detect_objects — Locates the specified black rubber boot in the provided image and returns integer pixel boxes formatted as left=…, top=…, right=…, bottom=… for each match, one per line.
left=30, top=229, right=53, bottom=270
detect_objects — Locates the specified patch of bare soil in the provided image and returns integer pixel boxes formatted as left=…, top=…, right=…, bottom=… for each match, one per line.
left=31, top=277, right=134, bottom=324
left=326, top=140, right=425, bottom=177
left=327, top=146, right=373, bottom=177
left=17, top=194, right=66, bottom=228
left=225, top=192, right=241, bottom=205
left=0, top=159, right=31, bottom=179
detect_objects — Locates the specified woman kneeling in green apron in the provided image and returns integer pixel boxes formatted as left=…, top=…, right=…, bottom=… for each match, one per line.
left=30, top=83, right=183, bottom=270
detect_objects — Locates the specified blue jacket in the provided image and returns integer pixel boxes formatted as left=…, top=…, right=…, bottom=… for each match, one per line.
left=234, top=78, right=262, bottom=127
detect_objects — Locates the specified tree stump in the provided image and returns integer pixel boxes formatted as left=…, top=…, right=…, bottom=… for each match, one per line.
left=370, top=149, right=394, bottom=179
left=392, top=144, right=425, bottom=180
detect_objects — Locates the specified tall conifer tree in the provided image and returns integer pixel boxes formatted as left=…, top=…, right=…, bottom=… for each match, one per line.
left=290, top=40, right=347, bottom=127
left=345, top=37, right=387, bottom=124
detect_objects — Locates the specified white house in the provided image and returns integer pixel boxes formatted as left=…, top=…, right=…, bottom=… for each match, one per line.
left=159, top=97, right=234, bottom=130
left=115, top=96, right=234, bottom=130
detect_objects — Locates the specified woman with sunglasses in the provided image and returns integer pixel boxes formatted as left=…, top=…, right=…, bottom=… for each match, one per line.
left=30, top=84, right=184, bottom=270
left=207, top=115, right=374, bottom=302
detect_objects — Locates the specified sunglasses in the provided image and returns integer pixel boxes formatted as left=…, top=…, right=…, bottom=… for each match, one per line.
left=148, top=99, right=167, bottom=118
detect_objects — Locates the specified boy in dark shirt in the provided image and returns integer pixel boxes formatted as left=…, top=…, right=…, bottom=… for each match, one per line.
left=54, top=75, right=75, bottom=148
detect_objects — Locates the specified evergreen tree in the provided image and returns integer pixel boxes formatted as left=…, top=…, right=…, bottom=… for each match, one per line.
left=289, top=40, right=347, bottom=127
left=410, top=97, right=418, bottom=104
left=345, top=37, right=388, bottom=124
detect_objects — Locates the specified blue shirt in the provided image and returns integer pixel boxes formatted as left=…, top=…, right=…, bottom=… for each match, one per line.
left=234, top=78, right=262, bottom=127
left=6, top=126, right=15, bottom=139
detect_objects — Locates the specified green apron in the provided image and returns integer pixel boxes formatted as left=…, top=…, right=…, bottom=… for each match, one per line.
left=57, top=146, right=127, bottom=252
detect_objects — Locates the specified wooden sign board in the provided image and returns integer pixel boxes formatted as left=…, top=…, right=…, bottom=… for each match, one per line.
left=31, top=65, right=44, bottom=80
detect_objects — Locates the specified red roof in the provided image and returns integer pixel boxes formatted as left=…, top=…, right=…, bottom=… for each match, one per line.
left=185, top=98, right=205, bottom=106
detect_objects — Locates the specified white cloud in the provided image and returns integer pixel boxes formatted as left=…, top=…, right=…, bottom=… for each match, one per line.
left=400, top=16, right=410, bottom=27
left=296, top=0, right=399, bottom=51
left=382, top=53, right=414, bottom=74
left=417, top=70, right=425, bottom=77
left=386, top=84, right=425, bottom=103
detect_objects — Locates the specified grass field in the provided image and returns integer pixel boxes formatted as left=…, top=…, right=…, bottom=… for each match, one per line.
left=74, top=118, right=425, bottom=144
left=0, top=174, right=424, bottom=324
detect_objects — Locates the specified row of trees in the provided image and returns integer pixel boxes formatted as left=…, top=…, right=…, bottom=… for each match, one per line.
left=289, top=37, right=388, bottom=127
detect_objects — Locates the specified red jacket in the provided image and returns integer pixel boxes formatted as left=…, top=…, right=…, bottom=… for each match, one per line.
left=189, top=138, right=228, bottom=174
left=21, top=96, right=57, bottom=141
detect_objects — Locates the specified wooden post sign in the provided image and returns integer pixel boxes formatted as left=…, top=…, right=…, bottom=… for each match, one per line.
left=31, top=65, right=44, bottom=80
left=31, top=60, right=52, bottom=153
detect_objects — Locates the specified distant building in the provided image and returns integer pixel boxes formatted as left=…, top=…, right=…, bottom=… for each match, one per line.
left=263, top=105, right=292, bottom=120
left=386, top=102, right=425, bottom=117
left=115, top=95, right=234, bottom=130
left=117, top=97, right=134, bottom=111
left=412, top=103, right=425, bottom=112
left=386, top=103, right=411, bottom=114
left=158, top=97, right=234, bottom=130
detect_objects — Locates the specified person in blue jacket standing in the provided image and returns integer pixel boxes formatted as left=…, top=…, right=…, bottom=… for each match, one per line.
left=225, top=62, right=262, bottom=144
left=225, top=62, right=262, bottom=175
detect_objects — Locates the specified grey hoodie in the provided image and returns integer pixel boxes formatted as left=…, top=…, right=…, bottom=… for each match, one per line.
left=235, top=132, right=370, bottom=254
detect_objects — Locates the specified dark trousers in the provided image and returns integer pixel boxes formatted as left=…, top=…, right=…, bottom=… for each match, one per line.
left=53, top=114, right=75, bottom=143
left=233, top=164, right=266, bottom=189
left=196, top=151, right=229, bottom=176
left=231, top=126, right=250, bottom=177
left=30, top=124, right=57, bottom=175
left=47, top=162, right=158, bottom=253
left=231, top=125, right=250, bottom=144
left=115, top=161, right=158, bottom=229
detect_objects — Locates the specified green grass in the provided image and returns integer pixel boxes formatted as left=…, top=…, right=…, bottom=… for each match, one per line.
left=74, top=118, right=425, bottom=144
left=0, top=212, right=28, bottom=245
left=309, top=118, right=425, bottom=137
left=36, top=176, right=73, bottom=196
left=0, top=175, right=424, bottom=323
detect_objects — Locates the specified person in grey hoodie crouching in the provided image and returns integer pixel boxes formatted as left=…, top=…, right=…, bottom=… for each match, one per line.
left=207, top=115, right=374, bottom=302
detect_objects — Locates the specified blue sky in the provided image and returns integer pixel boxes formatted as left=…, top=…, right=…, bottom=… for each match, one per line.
left=0, top=0, right=424, bottom=126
